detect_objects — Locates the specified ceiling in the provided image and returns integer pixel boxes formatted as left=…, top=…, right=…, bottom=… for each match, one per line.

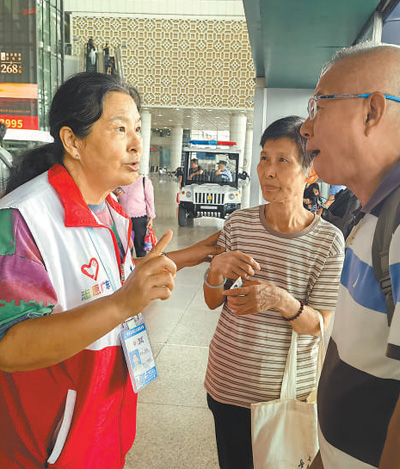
left=142, top=106, right=252, bottom=132
left=143, top=0, right=399, bottom=131
left=242, top=0, right=392, bottom=89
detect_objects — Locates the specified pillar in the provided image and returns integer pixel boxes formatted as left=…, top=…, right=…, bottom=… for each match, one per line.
left=241, top=125, right=253, bottom=209
left=229, top=112, right=247, bottom=169
left=243, top=126, right=253, bottom=174
left=171, top=124, right=183, bottom=171
left=249, top=78, right=268, bottom=207
left=139, top=110, right=151, bottom=176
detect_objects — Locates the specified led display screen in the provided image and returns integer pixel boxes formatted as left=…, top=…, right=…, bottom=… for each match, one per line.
left=0, top=1, right=38, bottom=130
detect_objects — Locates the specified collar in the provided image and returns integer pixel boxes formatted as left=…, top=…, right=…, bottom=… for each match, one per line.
left=48, top=164, right=129, bottom=227
left=362, top=159, right=400, bottom=215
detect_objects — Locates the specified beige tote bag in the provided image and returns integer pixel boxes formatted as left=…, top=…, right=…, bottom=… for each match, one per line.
left=251, top=319, right=324, bottom=469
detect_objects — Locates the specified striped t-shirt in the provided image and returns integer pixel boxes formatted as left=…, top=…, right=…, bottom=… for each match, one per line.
left=318, top=164, right=400, bottom=469
left=204, top=205, right=345, bottom=408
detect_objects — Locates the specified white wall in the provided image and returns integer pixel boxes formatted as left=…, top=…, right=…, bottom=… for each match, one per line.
left=249, top=88, right=314, bottom=207
left=263, top=88, right=312, bottom=125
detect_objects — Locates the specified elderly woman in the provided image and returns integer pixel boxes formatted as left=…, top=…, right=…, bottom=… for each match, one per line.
left=0, top=72, right=220, bottom=468
left=203, top=116, right=345, bottom=469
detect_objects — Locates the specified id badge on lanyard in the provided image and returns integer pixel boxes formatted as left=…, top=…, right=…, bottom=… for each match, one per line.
left=87, top=226, right=158, bottom=393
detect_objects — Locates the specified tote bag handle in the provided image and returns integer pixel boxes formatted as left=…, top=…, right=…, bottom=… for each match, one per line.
left=280, top=312, right=325, bottom=401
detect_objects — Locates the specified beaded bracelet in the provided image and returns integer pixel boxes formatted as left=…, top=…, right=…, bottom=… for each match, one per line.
left=282, top=300, right=305, bottom=322
left=204, top=268, right=226, bottom=289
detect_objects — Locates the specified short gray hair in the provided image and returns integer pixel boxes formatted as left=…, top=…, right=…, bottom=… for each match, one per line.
left=320, top=41, right=400, bottom=78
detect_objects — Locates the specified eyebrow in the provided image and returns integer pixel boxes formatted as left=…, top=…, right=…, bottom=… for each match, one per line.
left=260, top=151, right=293, bottom=158
left=109, top=115, right=142, bottom=123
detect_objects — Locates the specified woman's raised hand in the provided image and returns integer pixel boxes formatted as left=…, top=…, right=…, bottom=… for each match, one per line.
left=113, top=230, right=177, bottom=319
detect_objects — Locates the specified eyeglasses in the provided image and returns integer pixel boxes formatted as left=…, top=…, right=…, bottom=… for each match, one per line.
left=307, top=93, right=400, bottom=121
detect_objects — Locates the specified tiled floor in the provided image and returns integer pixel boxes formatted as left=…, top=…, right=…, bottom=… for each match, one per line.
left=125, top=173, right=226, bottom=468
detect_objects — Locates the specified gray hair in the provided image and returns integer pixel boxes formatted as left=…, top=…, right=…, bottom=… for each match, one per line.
left=320, top=41, right=400, bottom=78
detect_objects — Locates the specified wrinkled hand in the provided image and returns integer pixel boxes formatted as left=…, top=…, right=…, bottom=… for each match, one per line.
left=223, top=279, right=280, bottom=315
left=114, top=230, right=176, bottom=319
left=209, top=250, right=260, bottom=281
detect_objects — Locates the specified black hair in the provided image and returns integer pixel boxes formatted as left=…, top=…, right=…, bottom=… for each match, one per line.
left=0, top=122, right=7, bottom=144
left=191, top=158, right=198, bottom=164
left=5, top=72, right=141, bottom=195
left=307, top=182, right=320, bottom=193
left=259, top=116, right=312, bottom=173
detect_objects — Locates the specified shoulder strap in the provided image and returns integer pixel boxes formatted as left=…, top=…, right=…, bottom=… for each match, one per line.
left=372, top=185, right=400, bottom=326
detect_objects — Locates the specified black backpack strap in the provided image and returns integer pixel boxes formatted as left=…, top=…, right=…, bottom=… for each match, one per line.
left=372, top=185, right=400, bottom=326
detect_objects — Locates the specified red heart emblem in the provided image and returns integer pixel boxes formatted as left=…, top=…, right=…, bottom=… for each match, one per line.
left=81, top=258, right=99, bottom=281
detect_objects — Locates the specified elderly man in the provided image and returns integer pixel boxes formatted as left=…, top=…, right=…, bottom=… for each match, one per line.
left=301, top=42, right=400, bottom=469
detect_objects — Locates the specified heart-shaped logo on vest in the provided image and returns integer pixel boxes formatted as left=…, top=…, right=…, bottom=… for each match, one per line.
left=81, top=258, right=99, bottom=281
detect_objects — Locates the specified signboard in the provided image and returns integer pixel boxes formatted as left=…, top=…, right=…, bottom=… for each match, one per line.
left=0, top=1, right=38, bottom=130
left=0, top=83, right=39, bottom=130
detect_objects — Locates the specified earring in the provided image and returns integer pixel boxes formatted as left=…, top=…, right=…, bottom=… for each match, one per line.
left=74, top=154, right=79, bottom=159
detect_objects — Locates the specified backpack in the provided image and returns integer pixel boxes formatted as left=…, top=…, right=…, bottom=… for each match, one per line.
left=321, top=188, right=361, bottom=239
left=372, top=185, right=400, bottom=326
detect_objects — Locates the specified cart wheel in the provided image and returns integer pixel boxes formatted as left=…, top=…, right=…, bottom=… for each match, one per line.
left=178, top=206, right=193, bottom=226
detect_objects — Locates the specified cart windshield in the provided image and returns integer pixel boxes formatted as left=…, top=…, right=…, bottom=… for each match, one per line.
left=183, top=149, right=239, bottom=187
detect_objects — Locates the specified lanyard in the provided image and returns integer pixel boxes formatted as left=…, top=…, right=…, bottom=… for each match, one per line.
left=87, top=227, right=120, bottom=293
left=87, top=226, right=143, bottom=328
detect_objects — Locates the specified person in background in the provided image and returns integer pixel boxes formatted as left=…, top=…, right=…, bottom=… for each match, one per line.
left=0, top=72, right=222, bottom=468
left=103, top=42, right=110, bottom=74
left=85, top=37, right=97, bottom=72
left=328, top=184, right=346, bottom=197
left=300, top=42, right=400, bottom=469
left=0, top=123, right=13, bottom=196
left=118, top=175, right=156, bottom=257
left=204, top=116, right=344, bottom=469
left=303, top=181, right=323, bottom=213
left=215, top=160, right=232, bottom=182
left=175, top=166, right=184, bottom=188
left=320, top=187, right=361, bottom=239
left=188, top=158, right=203, bottom=180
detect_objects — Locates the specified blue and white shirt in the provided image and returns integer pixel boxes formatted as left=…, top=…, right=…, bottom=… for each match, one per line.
left=318, top=161, right=400, bottom=468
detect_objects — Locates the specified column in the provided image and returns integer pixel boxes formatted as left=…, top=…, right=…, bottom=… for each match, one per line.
left=139, top=110, right=152, bottom=176
left=249, top=78, right=268, bottom=207
left=243, top=126, right=253, bottom=174
left=229, top=112, right=247, bottom=169
left=171, top=124, right=183, bottom=171
left=241, top=125, right=253, bottom=209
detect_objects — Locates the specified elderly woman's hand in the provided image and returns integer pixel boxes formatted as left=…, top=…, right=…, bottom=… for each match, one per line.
left=114, top=230, right=177, bottom=319
left=223, top=279, right=281, bottom=315
left=209, top=251, right=261, bottom=281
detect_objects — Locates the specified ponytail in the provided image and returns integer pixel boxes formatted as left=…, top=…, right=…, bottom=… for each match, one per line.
left=5, top=142, right=63, bottom=195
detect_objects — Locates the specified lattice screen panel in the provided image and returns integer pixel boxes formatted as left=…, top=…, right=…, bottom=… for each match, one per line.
left=71, top=15, right=255, bottom=109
